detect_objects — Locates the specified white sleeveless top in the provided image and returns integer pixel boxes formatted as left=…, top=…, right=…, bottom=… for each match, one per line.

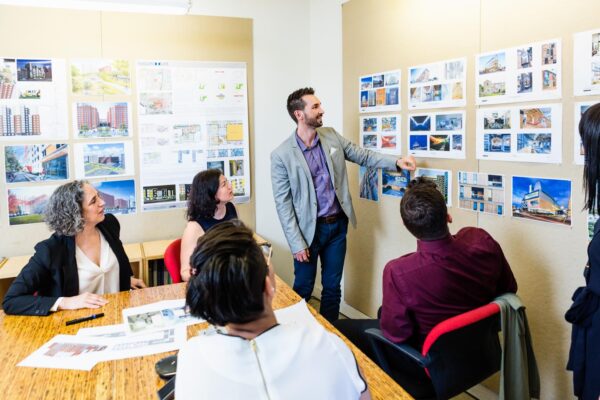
left=75, top=231, right=120, bottom=294
left=175, top=322, right=366, bottom=400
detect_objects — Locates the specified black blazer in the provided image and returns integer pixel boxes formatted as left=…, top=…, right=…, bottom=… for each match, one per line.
left=2, top=214, right=132, bottom=316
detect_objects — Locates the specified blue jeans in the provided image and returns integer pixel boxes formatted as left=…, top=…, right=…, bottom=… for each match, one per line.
left=293, top=216, right=348, bottom=322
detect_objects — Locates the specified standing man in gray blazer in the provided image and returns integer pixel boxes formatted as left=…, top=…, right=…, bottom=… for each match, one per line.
left=271, top=87, right=416, bottom=321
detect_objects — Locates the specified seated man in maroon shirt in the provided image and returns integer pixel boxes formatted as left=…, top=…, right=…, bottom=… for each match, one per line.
left=334, top=177, right=517, bottom=387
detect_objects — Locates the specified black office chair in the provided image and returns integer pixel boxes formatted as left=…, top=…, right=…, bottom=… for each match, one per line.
left=366, top=302, right=502, bottom=400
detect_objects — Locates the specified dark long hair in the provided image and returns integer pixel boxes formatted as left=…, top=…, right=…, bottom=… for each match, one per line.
left=186, top=220, right=268, bottom=326
left=187, top=169, right=221, bottom=221
left=580, top=103, right=600, bottom=215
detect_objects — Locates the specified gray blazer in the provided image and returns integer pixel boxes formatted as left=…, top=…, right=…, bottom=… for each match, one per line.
left=271, top=127, right=398, bottom=253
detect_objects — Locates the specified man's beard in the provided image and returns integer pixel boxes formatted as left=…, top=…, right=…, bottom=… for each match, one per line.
left=304, top=114, right=323, bottom=128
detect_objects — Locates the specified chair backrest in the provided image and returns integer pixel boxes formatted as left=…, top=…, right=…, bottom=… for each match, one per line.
left=163, top=239, right=183, bottom=284
left=366, top=302, right=502, bottom=400
left=422, top=302, right=502, bottom=399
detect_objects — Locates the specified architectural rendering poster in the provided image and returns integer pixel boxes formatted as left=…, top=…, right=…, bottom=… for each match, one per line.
left=7, top=184, right=56, bottom=225
left=408, top=57, right=466, bottom=109
left=73, top=102, right=132, bottom=138
left=511, top=176, right=571, bottom=226
left=73, top=141, right=135, bottom=180
left=407, top=111, right=465, bottom=159
left=359, top=69, right=401, bottom=113
left=476, top=39, right=561, bottom=105
left=137, top=60, right=250, bottom=211
left=70, top=60, right=131, bottom=96
left=0, top=58, right=68, bottom=140
left=476, top=103, right=562, bottom=163
left=574, top=101, right=598, bottom=165
left=573, top=28, right=600, bottom=96
left=359, top=166, right=378, bottom=202
left=4, top=144, right=69, bottom=183
left=457, top=171, right=505, bottom=216
left=92, top=179, right=136, bottom=215
left=359, top=114, right=401, bottom=154
left=382, top=169, right=410, bottom=198
left=415, top=168, right=452, bottom=206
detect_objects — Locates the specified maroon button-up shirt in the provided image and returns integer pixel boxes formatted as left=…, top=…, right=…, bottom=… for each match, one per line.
left=380, top=227, right=517, bottom=346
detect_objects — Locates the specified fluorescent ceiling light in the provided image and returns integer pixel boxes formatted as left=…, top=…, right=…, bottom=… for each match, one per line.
left=0, top=0, right=191, bottom=15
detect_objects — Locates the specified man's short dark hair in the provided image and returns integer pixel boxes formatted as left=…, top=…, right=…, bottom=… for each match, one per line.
left=186, top=220, right=269, bottom=326
left=400, top=177, right=449, bottom=240
left=287, top=87, right=315, bottom=123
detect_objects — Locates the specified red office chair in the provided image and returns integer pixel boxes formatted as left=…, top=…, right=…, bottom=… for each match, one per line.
left=163, top=238, right=183, bottom=284
left=366, top=302, right=502, bottom=400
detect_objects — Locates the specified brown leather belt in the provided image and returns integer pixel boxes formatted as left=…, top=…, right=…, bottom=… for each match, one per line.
left=317, top=213, right=345, bottom=224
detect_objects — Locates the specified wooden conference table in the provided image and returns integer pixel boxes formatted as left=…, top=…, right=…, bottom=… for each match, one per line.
left=0, top=277, right=412, bottom=400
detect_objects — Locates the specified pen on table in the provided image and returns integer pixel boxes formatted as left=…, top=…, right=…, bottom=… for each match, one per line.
left=65, top=313, right=105, bottom=326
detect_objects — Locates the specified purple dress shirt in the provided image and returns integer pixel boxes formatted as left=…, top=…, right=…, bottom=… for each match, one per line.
left=296, top=133, right=342, bottom=217
left=380, top=227, right=517, bottom=346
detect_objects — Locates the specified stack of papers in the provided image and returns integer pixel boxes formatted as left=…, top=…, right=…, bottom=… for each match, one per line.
left=18, top=299, right=203, bottom=371
left=18, top=299, right=318, bottom=371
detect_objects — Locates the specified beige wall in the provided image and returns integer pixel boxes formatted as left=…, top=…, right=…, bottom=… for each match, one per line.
left=0, top=6, right=254, bottom=257
left=343, top=0, right=600, bottom=398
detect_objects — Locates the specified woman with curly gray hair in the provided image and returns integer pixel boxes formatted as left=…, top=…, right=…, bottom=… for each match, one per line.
left=2, top=180, right=145, bottom=316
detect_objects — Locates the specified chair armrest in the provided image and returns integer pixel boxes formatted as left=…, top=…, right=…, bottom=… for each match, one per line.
left=365, top=328, right=427, bottom=370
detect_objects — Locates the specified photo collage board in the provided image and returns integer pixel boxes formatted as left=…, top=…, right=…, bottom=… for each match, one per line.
left=1, top=56, right=250, bottom=225
left=458, top=172, right=506, bottom=216
left=476, top=39, right=562, bottom=105
left=475, top=103, right=562, bottom=163
left=408, top=58, right=467, bottom=109
left=574, top=101, right=600, bottom=165
left=354, top=32, right=588, bottom=229
left=359, top=114, right=401, bottom=155
left=358, top=69, right=401, bottom=113
left=407, top=111, right=466, bottom=159
left=1, top=57, right=68, bottom=225
left=137, top=60, right=250, bottom=212
left=71, top=59, right=136, bottom=218
left=573, top=28, right=600, bottom=97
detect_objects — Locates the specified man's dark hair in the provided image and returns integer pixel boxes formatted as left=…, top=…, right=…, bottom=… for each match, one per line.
left=400, top=177, right=449, bottom=240
left=287, top=87, right=315, bottom=123
left=186, top=169, right=221, bottom=221
left=580, top=102, right=600, bottom=215
left=186, top=220, right=269, bottom=326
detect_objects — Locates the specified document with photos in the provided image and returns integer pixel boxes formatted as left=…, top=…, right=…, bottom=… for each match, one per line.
left=122, top=299, right=204, bottom=335
left=77, top=323, right=129, bottom=338
left=18, top=327, right=186, bottom=371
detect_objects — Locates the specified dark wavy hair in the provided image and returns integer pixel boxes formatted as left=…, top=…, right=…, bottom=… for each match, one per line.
left=186, top=220, right=269, bottom=326
left=287, top=87, right=315, bottom=123
left=580, top=102, right=600, bottom=215
left=400, top=177, right=449, bottom=240
left=187, top=169, right=222, bottom=221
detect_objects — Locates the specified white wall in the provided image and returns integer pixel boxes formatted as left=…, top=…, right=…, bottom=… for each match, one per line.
left=189, top=0, right=344, bottom=286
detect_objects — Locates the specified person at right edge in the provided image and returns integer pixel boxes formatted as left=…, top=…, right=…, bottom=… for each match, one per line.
left=566, top=102, right=600, bottom=400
